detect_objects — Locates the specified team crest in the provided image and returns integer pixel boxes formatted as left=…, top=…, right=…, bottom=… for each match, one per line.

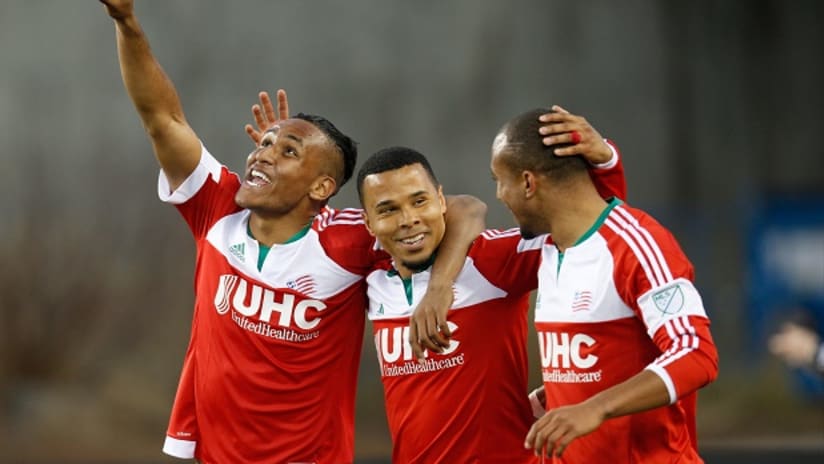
left=652, top=284, right=684, bottom=315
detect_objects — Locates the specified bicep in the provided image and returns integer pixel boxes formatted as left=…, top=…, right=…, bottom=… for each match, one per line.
left=149, top=118, right=202, bottom=192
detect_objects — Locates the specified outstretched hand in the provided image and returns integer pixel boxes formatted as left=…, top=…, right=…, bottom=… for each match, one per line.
left=99, top=0, right=135, bottom=20
left=539, top=105, right=613, bottom=165
left=245, top=90, right=290, bottom=145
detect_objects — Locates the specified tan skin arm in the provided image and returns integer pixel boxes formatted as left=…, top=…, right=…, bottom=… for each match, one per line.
left=408, top=194, right=486, bottom=361
left=525, top=370, right=669, bottom=457
left=100, top=0, right=201, bottom=191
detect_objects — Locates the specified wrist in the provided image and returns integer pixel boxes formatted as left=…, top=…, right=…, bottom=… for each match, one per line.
left=528, top=388, right=546, bottom=418
left=114, top=13, right=140, bottom=32
left=591, top=139, right=619, bottom=169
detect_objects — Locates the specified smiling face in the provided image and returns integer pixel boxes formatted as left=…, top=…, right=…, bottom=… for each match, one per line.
left=235, top=118, right=339, bottom=216
left=360, top=163, right=447, bottom=277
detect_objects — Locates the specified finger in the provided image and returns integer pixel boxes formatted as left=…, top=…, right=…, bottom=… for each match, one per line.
left=538, top=122, right=575, bottom=136
left=538, top=111, right=576, bottom=123
left=437, top=316, right=452, bottom=339
left=420, top=331, right=443, bottom=354
left=524, top=421, right=540, bottom=449
left=259, top=91, right=276, bottom=125
left=555, top=435, right=573, bottom=457
left=409, top=320, right=426, bottom=362
left=552, top=104, right=571, bottom=114
left=424, top=315, right=447, bottom=351
left=252, top=104, right=267, bottom=132
left=553, top=145, right=585, bottom=156
left=276, top=89, right=290, bottom=120
left=245, top=124, right=261, bottom=145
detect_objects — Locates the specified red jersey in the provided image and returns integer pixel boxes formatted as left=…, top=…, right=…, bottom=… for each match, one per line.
left=369, top=230, right=544, bottom=463
left=159, top=145, right=379, bottom=464
left=535, top=199, right=718, bottom=463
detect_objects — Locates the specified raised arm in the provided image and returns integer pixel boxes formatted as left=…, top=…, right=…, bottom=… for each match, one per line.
left=101, top=0, right=201, bottom=191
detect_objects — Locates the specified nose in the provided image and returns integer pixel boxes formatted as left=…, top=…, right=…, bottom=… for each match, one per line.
left=399, top=206, right=420, bottom=227
left=248, top=146, right=273, bottom=166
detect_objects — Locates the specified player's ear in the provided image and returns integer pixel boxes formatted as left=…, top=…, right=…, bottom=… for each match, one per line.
left=437, top=185, right=447, bottom=214
left=523, top=171, right=537, bottom=199
left=309, top=175, right=337, bottom=202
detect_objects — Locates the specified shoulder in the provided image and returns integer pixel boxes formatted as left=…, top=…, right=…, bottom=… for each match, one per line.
left=601, top=203, right=693, bottom=289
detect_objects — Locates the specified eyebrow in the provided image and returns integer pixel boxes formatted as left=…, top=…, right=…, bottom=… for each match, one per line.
left=373, top=190, right=429, bottom=210
left=263, top=128, right=304, bottom=146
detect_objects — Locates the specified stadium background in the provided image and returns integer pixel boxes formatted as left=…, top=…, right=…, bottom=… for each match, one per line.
left=0, top=0, right=822, bottom=462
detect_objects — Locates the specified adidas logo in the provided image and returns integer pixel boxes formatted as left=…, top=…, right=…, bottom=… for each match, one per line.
left=229, top=243, right=245, bottom=262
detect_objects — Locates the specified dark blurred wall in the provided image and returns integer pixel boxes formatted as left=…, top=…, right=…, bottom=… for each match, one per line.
left=1, top=0, right=822, bottom=461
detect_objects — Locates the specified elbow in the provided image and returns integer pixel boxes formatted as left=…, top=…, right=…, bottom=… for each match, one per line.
left=143, top=114, right=188, bottom=142
left=454, top=194, right=487, bottom=221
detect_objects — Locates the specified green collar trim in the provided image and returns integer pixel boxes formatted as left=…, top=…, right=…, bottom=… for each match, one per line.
left=573, top=197, right=622, bottom=247
left=247, top=222, right=312, bottom=271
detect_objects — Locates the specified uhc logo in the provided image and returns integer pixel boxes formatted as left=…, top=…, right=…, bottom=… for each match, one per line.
left=375, top=321, right=460, bottom=363
left=213, top=274, right=327, bottom=329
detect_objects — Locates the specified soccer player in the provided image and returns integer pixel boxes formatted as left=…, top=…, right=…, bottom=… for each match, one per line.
left=99, top=1, right=483, bottom=462
left=355, top=138, right=625, bottom=463
left=489, top=108, right=719, bottom=462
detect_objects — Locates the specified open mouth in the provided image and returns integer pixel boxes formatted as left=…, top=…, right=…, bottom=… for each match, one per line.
left=245, top=169, right=272, bottom=187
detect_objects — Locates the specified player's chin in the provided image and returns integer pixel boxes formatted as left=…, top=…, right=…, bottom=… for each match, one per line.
left=402, top=254, right=434, bottom=273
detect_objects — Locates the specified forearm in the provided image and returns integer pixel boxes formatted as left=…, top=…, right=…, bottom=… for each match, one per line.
left=114, top=15, right=185, bottom=132
left=109, top=10, right=199, bottom=187
left=584, top=369, right=670, bottom=420
left=429, top=195, right=486, bottom=287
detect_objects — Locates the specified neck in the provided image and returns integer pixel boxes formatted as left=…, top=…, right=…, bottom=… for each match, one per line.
left=541, top=180, right=609, bottom=252
left=248, top=208, right=316, bottom=246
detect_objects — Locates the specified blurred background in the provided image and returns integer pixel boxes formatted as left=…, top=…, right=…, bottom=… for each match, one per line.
left=1, top=0, right=823, bottom=462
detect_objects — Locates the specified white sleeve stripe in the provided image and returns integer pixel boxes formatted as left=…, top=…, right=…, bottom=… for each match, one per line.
left=591, top=140, right=620, bottom=170
left=332, top=212, right=364, bottom=220
left=645, top=364, right=677, bottom=404
left=681, top=315, right=700, bottom=349
left=614, top=206, right=674, bottom=281
left=609, top=210, right=667, bottom=286
left=657, top=320, right=682, bottom=361
left=657, top=319, right=685, bottom=365
left=480, top=227, right=522, bottom=239
left=605, top=218, right=661, bottom=288
left=517, top=235, right=546, bottom=252
left=326, top=219, right=364, bottom=226
left=656, top=316, right=699, bottom=368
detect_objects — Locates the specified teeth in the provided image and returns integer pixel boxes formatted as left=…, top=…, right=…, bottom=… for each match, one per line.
left=401, top=233, right=424, bottom=245
left=250, top=169, right=271, bottom=183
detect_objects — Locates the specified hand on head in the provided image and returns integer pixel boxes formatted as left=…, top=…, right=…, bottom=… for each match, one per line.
left=538, top=105, right=613, bottom=165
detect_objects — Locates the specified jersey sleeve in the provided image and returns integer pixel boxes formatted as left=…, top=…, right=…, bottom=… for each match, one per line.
left=588, top=139, right=627, bottom=201
left=314, top=207, right=386, bottom=276
left=608, top=206, right=718, bottom=404
left=468, top=228, right=545, bottom=295
left=157, top=142, right=243, bottom=239
left=163, top=347, right=198, bottom=459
